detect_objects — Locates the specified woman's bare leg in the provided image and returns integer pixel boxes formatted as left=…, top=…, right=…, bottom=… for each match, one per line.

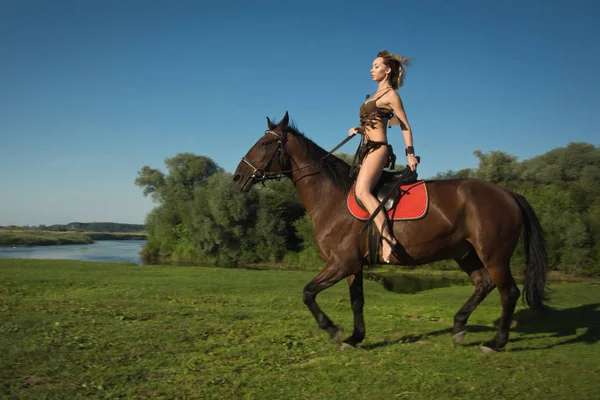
left=355, top=146, right=396, bottom=262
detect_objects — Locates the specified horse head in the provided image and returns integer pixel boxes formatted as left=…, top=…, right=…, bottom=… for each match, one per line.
left=233, top=111, right=293, bottom=192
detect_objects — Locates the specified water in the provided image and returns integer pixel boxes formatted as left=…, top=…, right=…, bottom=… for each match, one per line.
left=367, top=272, right=471, bottom=294
left=0, top=242, right=475, bottom=293
left=0, top=240, right=146, bottom=265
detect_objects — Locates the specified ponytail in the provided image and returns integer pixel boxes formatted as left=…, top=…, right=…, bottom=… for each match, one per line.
left=377, top=50, right=413, bottom=89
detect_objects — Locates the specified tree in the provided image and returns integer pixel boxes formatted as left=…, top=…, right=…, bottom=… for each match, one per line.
left=434, top=168, right=475, bottom=180
left=134, top=166, right=166, bottom=203
left=558, top=142, right=598, bottom=182
left=473, top=150, right=518, bottom=183
left=135, top=153, right=223, bottom=264
left=263, top=179, right=304, bottom=251
left=560, top=218, right=594, bottom=274
left=246, top=186, right=287, bottom=263
left=135, top=153, right=223, bottom=203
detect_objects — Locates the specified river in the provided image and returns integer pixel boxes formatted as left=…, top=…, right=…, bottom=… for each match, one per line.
left=0, top=240, right=146, bottom=265
left=0, top=241, right=480, bottom=293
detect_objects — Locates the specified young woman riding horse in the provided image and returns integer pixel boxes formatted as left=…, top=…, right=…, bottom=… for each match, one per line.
left=233, top=53, right=549, bottom=353
left=350, top=50, right=417, bottom=263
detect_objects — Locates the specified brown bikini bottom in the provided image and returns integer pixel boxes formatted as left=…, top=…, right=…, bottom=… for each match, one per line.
left=350, top=139, right=396, bottom=178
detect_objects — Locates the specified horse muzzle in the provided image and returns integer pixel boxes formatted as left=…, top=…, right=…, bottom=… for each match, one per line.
left=232, top=171, right=254, bottom=192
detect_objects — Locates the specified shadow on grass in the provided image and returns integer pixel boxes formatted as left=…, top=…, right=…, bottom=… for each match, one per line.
left=362, top=325, right=496, bottom=350
left=361, top=303, right=600, bottom=351
left=506, top=302, right=600, bottom=351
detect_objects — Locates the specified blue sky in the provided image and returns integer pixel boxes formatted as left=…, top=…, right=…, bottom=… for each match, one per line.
left=1, top=0, right=598, bottom=226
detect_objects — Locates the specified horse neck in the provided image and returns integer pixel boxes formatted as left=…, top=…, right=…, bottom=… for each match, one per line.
left=286, top=137, right=346, bottom=220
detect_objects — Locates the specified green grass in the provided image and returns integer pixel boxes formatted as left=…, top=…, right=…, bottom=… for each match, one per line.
left=1, top=259, right=599, bottom=399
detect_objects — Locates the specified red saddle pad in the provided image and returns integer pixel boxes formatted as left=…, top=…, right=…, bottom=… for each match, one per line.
left=347, top=181, right=429, bottom=221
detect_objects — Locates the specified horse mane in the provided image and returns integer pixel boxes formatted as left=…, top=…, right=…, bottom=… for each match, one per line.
left=284, top=123, right=355, bottom=193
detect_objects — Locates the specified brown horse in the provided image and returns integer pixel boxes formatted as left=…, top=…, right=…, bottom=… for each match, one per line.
left=233, top=112, right=549, bottom=352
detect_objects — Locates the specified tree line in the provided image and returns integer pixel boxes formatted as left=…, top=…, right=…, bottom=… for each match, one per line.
left=0, top=222, right=145, bottom=233
left=135, top=142, right=599, bottom=276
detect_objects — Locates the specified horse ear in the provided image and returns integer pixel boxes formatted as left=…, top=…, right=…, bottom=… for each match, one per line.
left=267, top=117, right=276, bottom=130
left=278, top=111, right=290, bottom=129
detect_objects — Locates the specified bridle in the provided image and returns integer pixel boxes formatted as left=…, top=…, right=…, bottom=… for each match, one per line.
left=241, top=130, right=289, bottom=183
left=241, top=129, right=356, bottom=184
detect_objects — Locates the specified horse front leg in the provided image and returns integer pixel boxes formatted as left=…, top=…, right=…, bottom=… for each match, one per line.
left=302, top=259, right=358, bottom=345
left=340, top=270, right=365, bottom=349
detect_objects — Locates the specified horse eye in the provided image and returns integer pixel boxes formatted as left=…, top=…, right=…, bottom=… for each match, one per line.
left=261, top=141, right=271, bottom=147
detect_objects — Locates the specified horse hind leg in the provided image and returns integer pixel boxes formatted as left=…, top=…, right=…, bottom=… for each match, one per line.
left=452, top=252, right=496, bottom=344
left=480, top=264, right=520, bottom=352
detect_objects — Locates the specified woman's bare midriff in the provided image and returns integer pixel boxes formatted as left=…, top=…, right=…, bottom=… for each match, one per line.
left=363, top=126, right=389, bottom=143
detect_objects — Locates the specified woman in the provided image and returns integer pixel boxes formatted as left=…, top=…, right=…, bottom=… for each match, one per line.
left=348, top=49, right=418, bottom=263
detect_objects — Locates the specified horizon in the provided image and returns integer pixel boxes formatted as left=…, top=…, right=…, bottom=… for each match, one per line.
left=0, top=221, right=146, bottom=228
left=2, top=1, right=599, bottom=226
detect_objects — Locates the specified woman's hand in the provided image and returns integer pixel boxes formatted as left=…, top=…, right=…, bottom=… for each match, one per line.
left=407, top=154, right=419, bottom=171
left=348, top=126, right=363, bottom=136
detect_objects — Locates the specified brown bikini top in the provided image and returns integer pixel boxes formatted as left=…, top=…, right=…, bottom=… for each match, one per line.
left=359, top=89, right=401, bottom=129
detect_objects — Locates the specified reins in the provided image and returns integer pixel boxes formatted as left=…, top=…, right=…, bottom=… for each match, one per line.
left=242, top=130, right=357, bottom=183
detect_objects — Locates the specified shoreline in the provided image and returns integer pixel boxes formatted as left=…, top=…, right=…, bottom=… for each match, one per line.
left=0, top=230, right=147, bottom=247
left=0, top=238, right=147, bottom=248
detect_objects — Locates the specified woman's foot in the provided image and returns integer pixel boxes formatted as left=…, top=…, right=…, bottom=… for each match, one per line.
left=381, top=235, right=398, bottom=263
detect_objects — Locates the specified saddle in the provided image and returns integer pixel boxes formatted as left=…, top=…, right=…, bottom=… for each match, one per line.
left=353, top=167, right=419, bottom=212
left=347, top=163, right=427, bottom=265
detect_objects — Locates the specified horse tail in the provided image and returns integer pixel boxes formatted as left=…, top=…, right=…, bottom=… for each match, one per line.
left=512, top=192, right=549, bottom=311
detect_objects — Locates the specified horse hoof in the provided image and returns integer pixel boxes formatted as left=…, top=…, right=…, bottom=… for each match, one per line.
left=338, top=342, right=355, bottom=351
left=479, top=345, right=504, bottom=354
left=331, top=327, right=345, bottom=344
left=452, top=331, right=467, bottom=344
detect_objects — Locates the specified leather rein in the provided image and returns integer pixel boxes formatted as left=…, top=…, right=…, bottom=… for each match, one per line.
left=241, top=130, right=356, bottom=183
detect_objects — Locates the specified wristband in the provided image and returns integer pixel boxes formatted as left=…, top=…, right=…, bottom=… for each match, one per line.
left=405, top=146, right=415, bottom=156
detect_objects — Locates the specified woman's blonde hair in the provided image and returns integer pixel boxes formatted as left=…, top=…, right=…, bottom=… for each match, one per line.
left=377, top=50, right=412, bottom=89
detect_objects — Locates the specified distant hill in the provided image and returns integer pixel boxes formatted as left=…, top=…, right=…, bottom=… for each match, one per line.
left=1, top=222, right=145, bottom=233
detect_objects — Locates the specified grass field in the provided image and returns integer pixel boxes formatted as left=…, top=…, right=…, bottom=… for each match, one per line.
left=1, top=259, right=598, bottom=399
